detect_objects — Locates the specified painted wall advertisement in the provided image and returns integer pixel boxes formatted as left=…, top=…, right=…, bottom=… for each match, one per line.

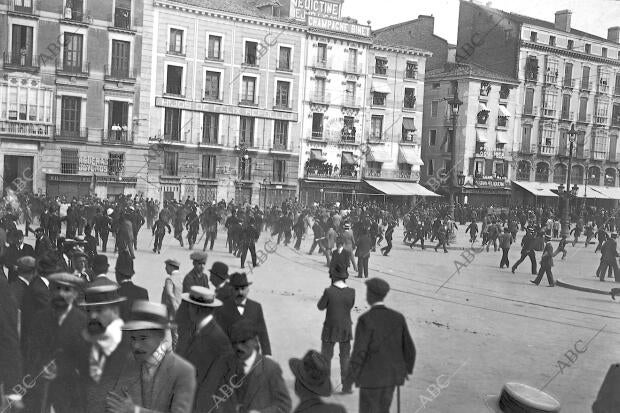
left=306, top=15, right=371, bottom=37
left=290, top=0, right=342, bottom=20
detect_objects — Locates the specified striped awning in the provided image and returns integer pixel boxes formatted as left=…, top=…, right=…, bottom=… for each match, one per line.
left=398, top=146, right=423, bottom=165
left=341, top=152, right=356, bottom=165
left=366, top=147, right=392, bottom=163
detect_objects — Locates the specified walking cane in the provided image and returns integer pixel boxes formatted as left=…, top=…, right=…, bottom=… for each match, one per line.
left=397, top=386, right=401, bottom=413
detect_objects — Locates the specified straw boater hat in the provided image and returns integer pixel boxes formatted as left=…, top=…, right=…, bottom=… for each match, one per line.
left=123, top=301, right=171, bottom=330
left=79, top=285, right=127, bottom=307
left=484, top=382, right=561, bottom=413
left=289, top=350, right=332, bottom=397
left=181, top=286, right=222, bottom=307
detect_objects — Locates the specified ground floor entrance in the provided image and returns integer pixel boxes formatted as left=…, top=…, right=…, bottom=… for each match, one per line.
left=3, top=155, right=33, bottom=195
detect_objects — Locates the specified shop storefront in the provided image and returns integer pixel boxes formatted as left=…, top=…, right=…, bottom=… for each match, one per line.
left=460, top=177, right=511, bottom=206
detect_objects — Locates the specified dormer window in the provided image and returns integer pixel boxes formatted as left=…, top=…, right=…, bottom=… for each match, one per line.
left=480, top=81, right=491, bottom=96
left=530, top=31, right=537, bottom=42
left=549, top=36, right=556, bottom=46
left=585, top=44, right=591, bottom=54
left=567, top=39, right=574, bottom=50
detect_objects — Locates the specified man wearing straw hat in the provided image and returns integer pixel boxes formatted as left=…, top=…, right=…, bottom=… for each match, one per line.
left=79, top=284, right=141, bottom=413
left=104, top=301, right=196, bottom=413
left=177, top=286, right=233, bottom=413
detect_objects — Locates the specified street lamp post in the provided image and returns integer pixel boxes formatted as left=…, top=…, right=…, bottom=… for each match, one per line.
left=560, top=124, right=578, bottom=237
left=446, top=94, right=463, bottom=219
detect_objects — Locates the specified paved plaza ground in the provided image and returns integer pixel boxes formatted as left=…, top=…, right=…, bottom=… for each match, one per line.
left=29, top=225, right=620, bottom=412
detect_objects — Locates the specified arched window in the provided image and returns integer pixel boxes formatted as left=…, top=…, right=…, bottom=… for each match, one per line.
left=605, top=168, right=616, bottom=186
left=571, top=165, right=584, bottom=184
left=516, top=160, right=531, bottom=180
left=535, top=162, right=549, bottom=182
left=553, top=164, right=567, bottom=184
left=587, top=166, right=600, bottom=186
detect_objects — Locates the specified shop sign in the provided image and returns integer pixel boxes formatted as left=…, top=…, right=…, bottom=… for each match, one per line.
left=475, top=177, right=509, bottom=188
left=155, top=98, right=298, bottom=122
left=290, top=0, right=341, bottom=20
left=307, top=15, right=371, bottom=37
left=79, top=156, right=108, bottom=173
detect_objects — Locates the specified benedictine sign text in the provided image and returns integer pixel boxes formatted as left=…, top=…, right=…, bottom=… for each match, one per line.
left=307, top=15, right=371, bottom=37
left=290, top=0, right=341, bottom=20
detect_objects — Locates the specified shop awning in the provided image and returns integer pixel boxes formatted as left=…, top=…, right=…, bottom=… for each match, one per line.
left=341, top=152, right=356, bottom=165
left=512, top=181, right=558, bottom=197
left=398, top=146, right=424, bottom=165
left=594, top=186, right=620, bottom=200
left=496, top=132, right=508, bottom=144
left=366, top=147, right=392, bottom=163
left=476, top=129, right=488, bottom=143
left=365, top=180, right=441, bottom=196
left=371, top=81, right=391, bottom=94
left=499, top=106, right=511, bottom=117
left=574, top=185, right=618, bottom=199
left=309, top=149, right=326, bottom=161
left=402, top=118, right=416, bottom=131
left=478, top=102, right=490, bottom=112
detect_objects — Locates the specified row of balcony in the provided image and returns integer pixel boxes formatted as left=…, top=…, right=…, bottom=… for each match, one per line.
left=526, top=72, right=620, bottom=95
left=307, top=130, right=420, bottom=145
left=517, top=144, right=618, bottom=162
left=522, top=106, right=620, bottom=126
left=304, top=167, right=420, bottom=181
left=0, top=121, right=134, bottom=144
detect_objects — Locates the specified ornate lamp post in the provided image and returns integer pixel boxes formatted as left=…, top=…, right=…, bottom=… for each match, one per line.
left=446, top=93, right=463, bottom=218
left=560, top=124, right=578, bottom=237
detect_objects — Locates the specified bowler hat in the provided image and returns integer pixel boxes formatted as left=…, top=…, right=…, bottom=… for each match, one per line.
left=289, top=350, right=332, bottom=397
left=123, top=301, right=171, bottom=330
left=209, top=262, right=229, bottom=284
left=190, top=251, right=208, bottom=264
left=365, top=277, right=390, bottom=298
left=164, top=258, right=180, bottom=268
left=181, top=286, right=222, bottom=308
left=48, top=272, right=85, bottom=288
left=16, top=256, right=36, bottom=272
left=79, top=285, right=127, bottom=306
left=229, top=272, right=252, bottom=288
left=92, top=255, right=110, bottom=270
left=484, top=382, right=560, bottom=413
left=229, top=319, right=258, bottom=343
left=36, top=253, right=61, bottom=276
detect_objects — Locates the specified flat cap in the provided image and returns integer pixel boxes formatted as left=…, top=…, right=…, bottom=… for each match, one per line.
left=165, top=258, right=180, bottom=268
left=48, top=272, right=85, bottom=288
left=365, top=278, right=390, bottom=298
left=16, top=256, right=36, bottom=272
left=190, top=251, right=208, bottom=263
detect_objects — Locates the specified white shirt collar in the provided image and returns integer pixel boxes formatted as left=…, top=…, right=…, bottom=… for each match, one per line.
left=58, top=303, right=73, bottom=326
left=88, top=318, right=124, bottom=357
left=196, top=314, right=214, bottom=334
left=243, top=349, right=258, bottom=375
left=40, top=277, right=50, bottom=288
left=237, top=299, right=247, bottom=315
left=333, top=280, right=347, bottom=289
left=96, top=273, right=108, bottom=279
left=371, top=301, right=385, bottom=307
left=18, top=276, right=30, bottom=286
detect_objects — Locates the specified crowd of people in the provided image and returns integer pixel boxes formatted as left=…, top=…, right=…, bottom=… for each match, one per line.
left=1, top=191, right=619, bottom=413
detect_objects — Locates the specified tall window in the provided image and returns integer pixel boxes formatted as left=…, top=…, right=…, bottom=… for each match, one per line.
left=585, top=44, right=591, bottom=54
left=163, top=151, right=178, bottom=176
left=579, top=97, right=588, bottom=122
left=317, top=43, right=327, bottom=64
left=166, top=65, right=183, bottom=95
left=567, top=39, right=574, bottom=50
left=273, top=160, right=286, bottom=182
left=345, top=81, right=356, bottom=105
left=202, top=113, right=218, bottom=144
left=274, top=120, right=288, bottom=149
left=239, top=157, right=252, bottom=180
left=405, top=62, right=418, bottom=79
left=374, top=58, right=387, bottom=75
left=245, top=41, right=258, bottom=65
left=563, top=63, right=573, bottom=87
left=110, top=40, right=130, bottom=78
left=615, top=73, right=620, bottom=94
left=61, top=149, right=79, bottom=174
left=315, top=78, right=326, bottom=99
left=13, top=0, right=32, bottom=13
left=11, top=25, right=33, bottom=66
left=278, top=46, right=291, bottom=70
left=427, top=159, right=434, bottom=176
left=525, top=56, right=538, bottom=80
left=429, top=129, right=437, bottom=146
left=312, top=113, right=323, bottom=138
left=202, top=155, right=216, bottom=178
left=404, top=88, right=416, bottom=109
left=542, top=90, right=557, bottom=116
left=595, top=99, right=609, bottom=124
left=164, top=108, right=181, bottom=141
left=582, top=66, right=591, bottom=90
left=169, top=28, right=184, bottom=54
left=275, top=81, right=290, bottom=108
left=204, top=71, right=220, bottom=100
left=240, top=117, right=254, bottom=146
left=347, top=48, right=357, bottom=71
left=207, top=35, right=222, bottom=60
left=521, top=125, right=532, bottom=151
left=372, top=92, right=386, bottom=106
left=61, top=96, right=81, bottom=134
left=561, top=94, right=571, bottom=119
left=544, top=58, right=558, bottom=83
left=431, top=101, right=439, bottom=117
left=370, top=115, right=383, bottom=140
left=241, top=77, right=256, bottom=103
left=524, top=88, right=534, bottom=114
left=63, top=33, right=83, bottom=72
left=107, top=101, right=129, bottom=141
left=613, top=103, right=620, bottom=126
left=108, top=153, right=125, bottom=176
left=65, top=0, right=83, bottom=20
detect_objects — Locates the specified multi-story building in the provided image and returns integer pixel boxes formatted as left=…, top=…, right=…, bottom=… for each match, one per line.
left=296, top=12, right=373, bottom=204
left=457, top=1, right=620, bottom=203
left=140, top=0, right=304, bottom=205
left=361, top=39, right=431, bottom=198
left=0, top=0, right=147, bottom=198
left=423, top=63, right=519, bottom=205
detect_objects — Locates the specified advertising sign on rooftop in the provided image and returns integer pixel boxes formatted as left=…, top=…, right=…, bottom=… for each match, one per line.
left=307, top=15, right=371, bottom=37
left=290, top=0, right=342, bottom=20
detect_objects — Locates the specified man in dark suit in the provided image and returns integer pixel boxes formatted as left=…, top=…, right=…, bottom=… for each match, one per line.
left=531, top=234, right=556, bottom=287
left=115, top=263, right=149, bottom=322
left=9, top=256, right=36, bottom=312
left=329, top=237, right=351, bottom=279
left=176, top=286, right=234, bottom=413
left=512, top=228, right=538, bottom=275
left=346, top=278, right=416, bottom=413
left=597, top=233, right=619, bottom=281
left=24, top=272, right=86, bottom=413
left=215, top=272, right=272, bottom=356
left=2, top=230, right=35, bottom=283
left=72, top=250, right=94, bottom=283
left=106, top=301, right=196, bottom=413
left=355, top=227, right=372, bottom=279
left=317, top=263, right=355, bottom=394
left=210, top=261, right=234, bottom=301
left=0, top=274, right=22, bottom=405
left=34, top=227, right=54, bottom=257
left=225, top=319, right=291, bottom=413
left=77, top=285, right=140, bottom=413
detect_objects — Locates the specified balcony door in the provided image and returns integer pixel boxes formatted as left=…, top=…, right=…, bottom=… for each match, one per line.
left=61, top=96, right=81, bottom=135
left=11, top=25, right=33, bottom=66
left=108, top=101, right=129, bottom=141
left=111, top=40, right=130, bottom=78
left=63, top=33, right=83, bottom=72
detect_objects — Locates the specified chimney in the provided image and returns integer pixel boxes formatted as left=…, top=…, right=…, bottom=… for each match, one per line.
left=554, top=10, right=572, bottom=32
left=608, top=27, right=620, bottom=43
left=417, top=15, right=435, bottom=34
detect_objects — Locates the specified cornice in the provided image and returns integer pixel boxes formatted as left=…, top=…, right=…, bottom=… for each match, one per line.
left=521, top=41, right=620, bottom=67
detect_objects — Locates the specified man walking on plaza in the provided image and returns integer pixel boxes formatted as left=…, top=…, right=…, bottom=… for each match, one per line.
left=355, top=227, right=372, bottom=278
left=346, top=278, right=416, bottom=413
left=161, top=258, right=183, bottom=348
left=597, top=233, right=619, bottom=281
left=152, top=214, right=171, bottom=254
left=317, top=263, right=355, bottom=394
left=512, top=228, right=537, bottom=275
left=498, top=227, right=512, bottom=269
left=531, top=235, right=555, bottom=287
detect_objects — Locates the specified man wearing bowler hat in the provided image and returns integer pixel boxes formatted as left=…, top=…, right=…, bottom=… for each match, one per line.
left=9, top=256, right=36, bottom=311
left=25, top=272, right=86, bottom=413
left=176, top=286, right=233, bottom=413
left=317, top=262, right=355, bottom=394
left=78, top=284, right=140, bottom=413
left=289, top=350, right=346, bottom=413
left=105, top=301, right=196, bottom=413
left=89, top=254, right=117, bottom=287
left=116, top=262, right=149, bottom=322
left=346, top=278, right=416, bottom=413
left=210, top=261, right=233, bottom=301
left=216, top=272, right=272, bottom=356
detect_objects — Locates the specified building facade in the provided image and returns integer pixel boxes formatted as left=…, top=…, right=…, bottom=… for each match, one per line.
left=1, top=0, right=147, bottom=199
left=423, top=64, right=519, bottom=206
left=457, top=2, right=620, bottom=204
left=140, top=0, right=304, bottom=205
